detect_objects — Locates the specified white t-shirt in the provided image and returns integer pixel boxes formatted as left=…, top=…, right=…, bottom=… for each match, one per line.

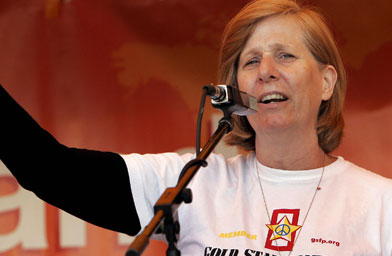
left=122, top=152, right=392, bottom=256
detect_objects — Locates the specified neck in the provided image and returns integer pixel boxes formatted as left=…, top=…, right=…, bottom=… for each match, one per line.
left=254, top=127, right=332, bottom=170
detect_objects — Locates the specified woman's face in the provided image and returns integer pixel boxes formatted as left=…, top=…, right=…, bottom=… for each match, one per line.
left=237, top=14, right=336, bottom=136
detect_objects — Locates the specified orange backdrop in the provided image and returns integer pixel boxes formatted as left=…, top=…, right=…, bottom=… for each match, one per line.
left=0, top=0, right=391, bottom=255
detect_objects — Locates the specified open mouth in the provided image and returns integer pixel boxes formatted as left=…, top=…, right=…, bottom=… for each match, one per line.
left=259, top=93, right=288, bottom=104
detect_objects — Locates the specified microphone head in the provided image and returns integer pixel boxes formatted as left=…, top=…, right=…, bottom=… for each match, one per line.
left=208, top=85, right=257, bottom=116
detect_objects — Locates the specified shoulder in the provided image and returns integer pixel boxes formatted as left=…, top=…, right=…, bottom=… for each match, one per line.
left=206, top=152, right=253, bottom=168
left=339, top=157, right=392, bottom=182
left=201, top=152, right=254, bottom=175
left=190, top=152, right=255, bottom=187
left=333, top=157, right=392, bottom=194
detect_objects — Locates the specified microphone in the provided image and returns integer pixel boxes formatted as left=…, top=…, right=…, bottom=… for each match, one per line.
left=203, top=85, right=257, bottom=116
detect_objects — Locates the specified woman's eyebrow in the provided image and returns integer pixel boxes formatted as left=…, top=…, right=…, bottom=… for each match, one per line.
left=241, top=42, right=294, bottom=58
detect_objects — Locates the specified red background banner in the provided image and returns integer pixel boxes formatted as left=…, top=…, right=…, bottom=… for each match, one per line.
left=1, top=0, right=391, bottom=255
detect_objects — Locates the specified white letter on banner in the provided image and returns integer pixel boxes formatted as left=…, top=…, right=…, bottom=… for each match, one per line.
left=118, top=233, right=135, bottom=245
left=0, top=161, right=47, bottom=252
left=60, top=210, right=86, bottom=247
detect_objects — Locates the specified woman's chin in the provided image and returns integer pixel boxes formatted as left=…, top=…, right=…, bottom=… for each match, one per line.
left=249, top=115, right=294, bottom=132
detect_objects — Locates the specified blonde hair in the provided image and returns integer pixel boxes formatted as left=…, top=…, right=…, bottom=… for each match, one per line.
left=219, top=0, right=346, bottom=153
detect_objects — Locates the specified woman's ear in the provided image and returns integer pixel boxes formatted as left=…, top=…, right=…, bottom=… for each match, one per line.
left=321, top=65, right=337, bottom=101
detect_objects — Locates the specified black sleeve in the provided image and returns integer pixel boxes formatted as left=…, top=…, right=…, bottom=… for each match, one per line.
left=0, top=85, right=141, bottom=236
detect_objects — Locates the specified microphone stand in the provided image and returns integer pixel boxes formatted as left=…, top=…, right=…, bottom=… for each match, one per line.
left=126, top=84, right=257, bottom=256
left=125, top=114, right=233, bottom=256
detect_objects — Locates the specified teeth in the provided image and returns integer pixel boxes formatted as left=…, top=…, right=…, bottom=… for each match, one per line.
left=261, top=93, right=286, bottom=103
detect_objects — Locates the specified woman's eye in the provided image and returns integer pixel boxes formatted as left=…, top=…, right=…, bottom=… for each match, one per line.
left=245, top=59, right=259, bottom=66
left=279, top=53, right=296, bottom=60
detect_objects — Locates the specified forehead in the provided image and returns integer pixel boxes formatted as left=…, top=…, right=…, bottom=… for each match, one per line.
left=241, top=14, right=308, bottom=55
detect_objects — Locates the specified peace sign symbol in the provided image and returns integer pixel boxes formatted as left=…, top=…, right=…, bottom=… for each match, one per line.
left=275, top=224, right=291, bottom=236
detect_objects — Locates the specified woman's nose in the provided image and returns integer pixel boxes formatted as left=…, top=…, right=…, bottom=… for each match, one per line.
left=258, top=55, right=279, bottom=83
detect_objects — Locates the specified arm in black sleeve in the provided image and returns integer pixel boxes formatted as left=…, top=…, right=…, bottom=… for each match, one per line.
left=0, top=85, right=141, bottom=236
